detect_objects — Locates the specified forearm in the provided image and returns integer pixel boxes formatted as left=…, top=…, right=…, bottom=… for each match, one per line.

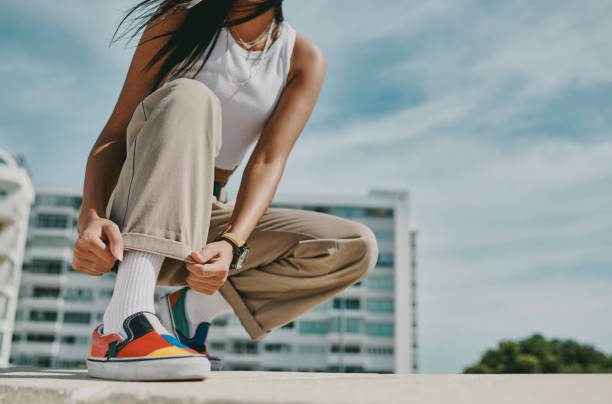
left=78, top=135, right=126, bottom=232
left=225, top=160, right=284, bottom=242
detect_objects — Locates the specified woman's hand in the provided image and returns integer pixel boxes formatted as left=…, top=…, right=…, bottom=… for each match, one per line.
left=186, top=240, right=234, bottom=294
left=72, top=214, right=124, bottom=276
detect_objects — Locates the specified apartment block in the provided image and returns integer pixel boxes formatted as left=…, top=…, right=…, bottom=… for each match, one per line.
left=0, top=147, right=35, bottom=367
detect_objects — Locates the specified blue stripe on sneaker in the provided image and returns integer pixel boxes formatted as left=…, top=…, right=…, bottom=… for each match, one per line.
left=161, top=334, right=192, bottom=349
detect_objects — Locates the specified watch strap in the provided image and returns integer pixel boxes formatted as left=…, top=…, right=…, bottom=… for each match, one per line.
left=219, top=231, right=245, bottom=248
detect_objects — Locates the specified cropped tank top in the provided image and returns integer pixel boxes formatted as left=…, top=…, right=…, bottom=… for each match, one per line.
left=165, top=20, right=297, bottom=171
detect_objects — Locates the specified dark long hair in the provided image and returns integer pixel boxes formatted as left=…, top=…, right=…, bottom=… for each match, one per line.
left=110, top=0, right=284, bottom=95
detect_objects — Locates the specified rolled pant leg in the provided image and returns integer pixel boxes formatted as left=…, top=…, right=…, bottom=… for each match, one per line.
left=106, top=77, right=222, bottom=278
left=207, top=201, right=379, bottom=340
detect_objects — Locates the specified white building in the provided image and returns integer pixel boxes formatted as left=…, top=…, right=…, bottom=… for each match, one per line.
left=9, top=188, right=120, bottom=368
left=10, top=187, right=417, bottom=374
left=207, top=188, right=418, bottom=374
left=0, top=147, right=35, bottom=367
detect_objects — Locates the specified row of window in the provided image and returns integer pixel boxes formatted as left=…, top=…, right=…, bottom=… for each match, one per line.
left=27, top=310, right=91, bottom=324
left=12, top=333, right=89, bottom=345
left=35, top=195, right=82, bottom=210
left=270, top=205, right=394, bottom=219
left=10, top=355, right=86, bottom=369
left=206, top=341, right=395, bottom=356
left=299, top=319, right=394, bottom=336
left=33, top=213, right=75, bottom=229
left=330, top=298, right=394, bottom=312
left=29, top=286, right=97, bottom=302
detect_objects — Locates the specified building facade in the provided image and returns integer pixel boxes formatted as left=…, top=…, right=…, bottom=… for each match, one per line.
left=206, top=188, right=418, bottom=374
left=0, top=147, right=35, bottom=367
left=9, top=188, right=120, bottom=368
left=10, top=188, right=417, bottom=373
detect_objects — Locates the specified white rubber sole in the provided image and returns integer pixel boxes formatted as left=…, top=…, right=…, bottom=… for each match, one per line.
left=87, top=355, right=211, bottom=381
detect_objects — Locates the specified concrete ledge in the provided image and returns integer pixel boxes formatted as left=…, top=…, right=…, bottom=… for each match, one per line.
left=1, top=368, right=611, bottom=404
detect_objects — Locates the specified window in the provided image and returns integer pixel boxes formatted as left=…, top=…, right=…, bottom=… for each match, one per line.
left=327, top=365, right=365, bottom=373
left=32, top=286, right=60, bottom=299
left=299, top=321, right=328, bottom=335
left=61, top=335, right=89, bottom=345
left=56, top=359, right=86, bottom=368
left=264, top=343, right=292, bottom=353
left=64, top=288, right=93, bottom=302
left=36, top=213, right=69, bottom=229
left=365, top=322, right=394, bottom=337
left=27, top=235, right=70, bottom=248
left=376, top=253, right=394, bottom=268
left=333, top=298, right=360, bottom=310
left=29, top=310, right=58, bottom=322
left=231, top=340, right=258, bottom=354
left=63, top=312, right=91, bottom=324
left=331, top=345, right=361, bottom=354
left=366, top=276, right=394, bottom=291
left=35, top=195, right=82, bottom=210
left=366, top=346, right=394, bottom=356
left=298, top=345, right=326, bottom=354
left=366, top=298, right=394, bottom=313
left=328, top=207, right=394, bottom=219
left=329, top=317, right=362, bottom=334
left=12, top=355, right=51, bottom=367
left=366, top=208, right=393, bottom=218
left=281, top=321, right=294, bottom=329
left=24, top=259, right=63, bottom=274
left=374, top=231, right=394, bottom=241
left=99, top=289, right=113, bottom=299
left=26, top=334, right=55, bottom=343
left=212, top=316, right=228, bottom=326
left=210, top=342, right=226, bottom=351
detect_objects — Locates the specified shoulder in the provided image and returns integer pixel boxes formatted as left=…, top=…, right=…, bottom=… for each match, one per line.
left=287, top=29, right=326, bottom=84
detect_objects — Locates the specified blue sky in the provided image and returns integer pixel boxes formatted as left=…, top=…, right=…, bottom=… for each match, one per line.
left=2, top=0, right=612, bottom=373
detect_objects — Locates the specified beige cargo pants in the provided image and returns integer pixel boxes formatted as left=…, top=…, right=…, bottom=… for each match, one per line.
left=106, top=77, right=379, bottom=340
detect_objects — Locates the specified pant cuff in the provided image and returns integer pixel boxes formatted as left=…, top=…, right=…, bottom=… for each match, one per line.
left=219, top=280, right=269, bottom=341
left=122, top=232, right=199, bottom=263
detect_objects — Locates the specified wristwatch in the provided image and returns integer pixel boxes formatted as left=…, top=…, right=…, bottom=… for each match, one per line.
left=214, top=224, right=250, bottom=271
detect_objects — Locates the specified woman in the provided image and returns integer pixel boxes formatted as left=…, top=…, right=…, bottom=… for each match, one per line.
left=74, top=0, right=378, bottom=381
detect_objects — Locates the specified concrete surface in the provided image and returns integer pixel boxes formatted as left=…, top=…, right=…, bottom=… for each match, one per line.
left=0, top=368, right=611, bottom=404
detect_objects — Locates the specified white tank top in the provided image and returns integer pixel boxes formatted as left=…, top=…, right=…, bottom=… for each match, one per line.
left=166, top=20, right=297, bottom=171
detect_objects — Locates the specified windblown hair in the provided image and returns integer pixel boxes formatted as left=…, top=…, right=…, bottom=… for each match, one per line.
left=110, top=0, right=284, bottom=95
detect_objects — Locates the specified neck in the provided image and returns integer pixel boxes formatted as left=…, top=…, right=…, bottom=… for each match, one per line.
left=226, top=6, right=277, bottom=51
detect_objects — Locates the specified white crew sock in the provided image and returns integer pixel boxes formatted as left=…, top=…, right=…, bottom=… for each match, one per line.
left=184, top=289, right=233, bottom=336
left=102, top=250, right=165, bottom=338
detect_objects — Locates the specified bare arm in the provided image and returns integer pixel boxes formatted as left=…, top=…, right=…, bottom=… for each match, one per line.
left=228, top=33, right=326, bottom=241
left=185, top=33, right=326, bottom=294
left=74, top=5, right=186, bottom=274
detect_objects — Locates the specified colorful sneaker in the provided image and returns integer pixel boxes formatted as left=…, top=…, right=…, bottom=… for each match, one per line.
left=159, top=287, right=222, bottom=370
left=87, top=311, right=211, bottom=381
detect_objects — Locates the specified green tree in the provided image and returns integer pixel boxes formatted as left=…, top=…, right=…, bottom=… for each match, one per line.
left=464, top=334, right=612, bottom=373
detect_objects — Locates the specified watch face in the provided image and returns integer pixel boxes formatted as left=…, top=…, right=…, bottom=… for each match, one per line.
left=236, top=246, right=249, bottom=269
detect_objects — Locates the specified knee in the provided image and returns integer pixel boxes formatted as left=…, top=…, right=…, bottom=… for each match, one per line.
left=146, top=77, right=222, bottom=150
left=165, top=77, right=222, bottom=115
left=337, top=221, right=379, bottom=282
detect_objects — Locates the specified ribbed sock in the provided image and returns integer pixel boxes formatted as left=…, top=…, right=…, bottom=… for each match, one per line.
left=184, top=289, right=233, bottom=336
left=102, top=250, right=165, bottom=338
